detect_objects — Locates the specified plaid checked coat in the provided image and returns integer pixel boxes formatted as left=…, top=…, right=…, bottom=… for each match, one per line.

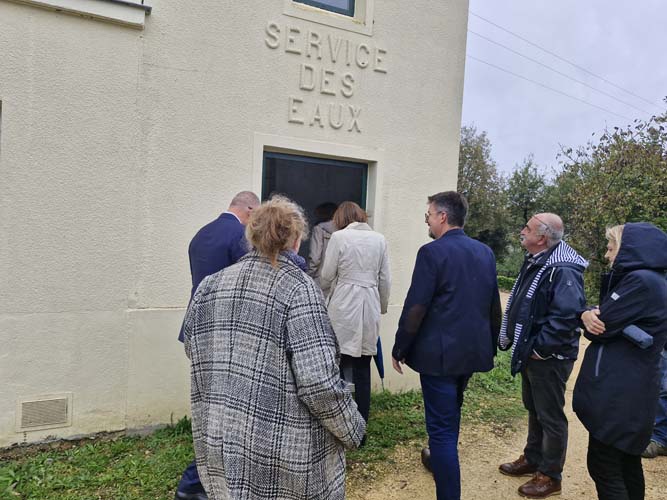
left=183, top=251, right=366, bottom=500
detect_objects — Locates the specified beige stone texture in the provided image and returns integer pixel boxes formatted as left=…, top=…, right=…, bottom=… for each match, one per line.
left=0, top=0, right=469, bottom=445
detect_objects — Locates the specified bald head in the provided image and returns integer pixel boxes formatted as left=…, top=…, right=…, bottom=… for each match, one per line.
left=229, top=191, right=260, bottom=209
left=533, top=213, right=564, bottom=247
left=228, top=191, right=260, bottom=225
left=520, top=212, right=564, bottom=254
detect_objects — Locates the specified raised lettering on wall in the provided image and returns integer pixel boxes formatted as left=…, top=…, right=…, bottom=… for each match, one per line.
left=264, top=20, right=389, bottom=133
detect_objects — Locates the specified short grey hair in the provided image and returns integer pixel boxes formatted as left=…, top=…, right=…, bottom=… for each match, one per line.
left=229, top=191, right=260, bottom=209
left=427, top=191, right=468, bottom=227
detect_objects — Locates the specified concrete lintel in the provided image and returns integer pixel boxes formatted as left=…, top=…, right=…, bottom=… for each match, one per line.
left=4, top=0, right=151, bottom=29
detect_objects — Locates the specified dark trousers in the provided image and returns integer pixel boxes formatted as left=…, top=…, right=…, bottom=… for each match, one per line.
left=340, top=354, right=372, bottom=423
left=421, top=374, right=470, bottom=500
left=651, top=349, right=667, bottom=446
left=177, top=460, right=204, bottom=494
left=521, top=358, right=574, bottom=481
left=587, top=435, right=644, bottom=500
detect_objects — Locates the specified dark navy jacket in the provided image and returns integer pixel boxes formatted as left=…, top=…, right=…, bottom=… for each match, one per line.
left=573, top=223, right=667, bottom=455
left=188, top=213, right=247, bottom=297
left=500, top=241, right=588, bottom=375
left=392, top=229, right=501, bottom=376
left=178, top=212, right=247, bottom=341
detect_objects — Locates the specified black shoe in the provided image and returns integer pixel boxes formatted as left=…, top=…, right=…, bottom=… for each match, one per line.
left=421, top=447, right=433, bottom=473
left=175, top=491, right=208, bottom=500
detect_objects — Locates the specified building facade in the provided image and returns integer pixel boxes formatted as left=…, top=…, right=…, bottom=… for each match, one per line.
left=0, top=0, right=469, bottom=446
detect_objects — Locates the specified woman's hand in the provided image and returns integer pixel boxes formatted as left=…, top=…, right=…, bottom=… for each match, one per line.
left=582, top=308, right=606, bottom=335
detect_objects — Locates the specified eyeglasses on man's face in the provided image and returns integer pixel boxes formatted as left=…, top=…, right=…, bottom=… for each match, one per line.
left=424, top=211, right=444, bottom=223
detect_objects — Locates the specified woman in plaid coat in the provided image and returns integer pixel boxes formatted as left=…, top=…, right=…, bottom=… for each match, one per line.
left=183, top=196, right=366, bottom=500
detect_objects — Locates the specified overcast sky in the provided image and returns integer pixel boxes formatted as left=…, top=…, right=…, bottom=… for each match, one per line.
left=461, top=0, right=667, bottom=175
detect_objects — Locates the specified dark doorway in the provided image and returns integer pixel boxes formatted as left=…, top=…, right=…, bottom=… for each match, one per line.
left=262, top=151, right=368, bottom=258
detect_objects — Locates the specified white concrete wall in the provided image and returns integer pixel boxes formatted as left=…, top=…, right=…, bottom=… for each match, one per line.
left=0, top=0, right=469, bottom=446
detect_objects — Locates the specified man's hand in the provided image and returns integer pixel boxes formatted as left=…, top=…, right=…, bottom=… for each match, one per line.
left=392, top=356, right=405, bottom=374
left=582, top=308, right=605, bottom=335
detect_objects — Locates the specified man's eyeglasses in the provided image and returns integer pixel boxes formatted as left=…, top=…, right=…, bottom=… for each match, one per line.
left=425, top=211, right=444, bottom=223
left=531, top=215, right=551, bottom=234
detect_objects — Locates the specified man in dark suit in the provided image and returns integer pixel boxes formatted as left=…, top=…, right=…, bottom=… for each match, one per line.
left=176, top=190, right=260, bottom=500
left=392, top=191, right=501, bottom=500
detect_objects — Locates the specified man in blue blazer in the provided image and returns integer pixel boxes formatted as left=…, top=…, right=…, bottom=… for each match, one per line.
left=392, top=191, right=501, bottom=500
left=176, top=191, right=260, bottom=500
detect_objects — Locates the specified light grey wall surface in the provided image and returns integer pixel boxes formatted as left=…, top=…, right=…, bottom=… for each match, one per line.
left=0, top=0, right=469, bottom=446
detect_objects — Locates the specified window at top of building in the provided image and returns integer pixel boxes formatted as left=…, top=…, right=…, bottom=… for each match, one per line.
left=294, top=0, right=355, bottom=17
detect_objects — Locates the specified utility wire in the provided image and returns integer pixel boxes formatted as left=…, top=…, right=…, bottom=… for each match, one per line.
left=468, top=30, right=654, bottom=117
left=469, top=11, right=663, bottom=111
left=467, top=55, right=635, bottom=121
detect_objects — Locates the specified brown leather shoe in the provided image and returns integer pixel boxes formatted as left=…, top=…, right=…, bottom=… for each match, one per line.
left=518, top=472, right=562, bottom=498
left=499, top=454, right=538, bottom=477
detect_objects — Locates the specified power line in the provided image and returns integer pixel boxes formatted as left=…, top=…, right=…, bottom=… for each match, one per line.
left=469, top=11, right=663, bottom=111
left=468, top=30, right=654, bottom=117
left=467, top=55, right=635, bottom=121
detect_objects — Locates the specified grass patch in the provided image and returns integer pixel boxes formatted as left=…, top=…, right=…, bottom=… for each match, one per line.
left=0, top=419, right=193, bottom=499
left=347, top=390, right=426, bottom=466
left=462, top=349, right=524, bottom=429
left=348, top=350, right=523, bottom=468
left=0, top=352, right=522, bottom=499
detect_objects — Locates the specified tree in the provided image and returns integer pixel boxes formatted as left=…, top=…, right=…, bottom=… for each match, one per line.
left=505, top=156, right=548, bottom=229
left=457, top=125, right=508, bottom=257
left=555, top=108, right=667, bottom=296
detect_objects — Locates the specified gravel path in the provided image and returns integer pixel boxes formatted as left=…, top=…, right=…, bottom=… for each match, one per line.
left=348, top=341, right=667, bottom=499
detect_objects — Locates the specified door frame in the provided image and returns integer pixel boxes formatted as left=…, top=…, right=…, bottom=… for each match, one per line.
left=252, top=133, right=385, bottom=231
left=261, top=151, right=368, bottom=209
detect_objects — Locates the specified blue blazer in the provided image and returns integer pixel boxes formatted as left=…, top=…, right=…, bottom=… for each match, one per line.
left=392, top=229, right=501, bottom=376
left=188, top=213, right=247, bottom=296
left=178, top=213, right=247, bottom=342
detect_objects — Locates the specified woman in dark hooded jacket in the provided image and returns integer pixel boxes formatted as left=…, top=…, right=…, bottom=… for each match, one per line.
left=573, top=222, right=667, bottom=500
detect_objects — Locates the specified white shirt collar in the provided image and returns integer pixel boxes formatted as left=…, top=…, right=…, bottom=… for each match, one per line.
left=224, top=211, right=242, bottom=223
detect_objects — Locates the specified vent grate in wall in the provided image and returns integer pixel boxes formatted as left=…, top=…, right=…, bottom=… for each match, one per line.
left=17, top=394, right=73, bottom=432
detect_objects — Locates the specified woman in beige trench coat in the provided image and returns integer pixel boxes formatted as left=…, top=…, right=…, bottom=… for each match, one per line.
left=320, top=201, right=391, bottom=425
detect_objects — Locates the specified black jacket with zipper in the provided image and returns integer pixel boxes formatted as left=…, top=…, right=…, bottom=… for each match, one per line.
left=573, top=223, right=667, bottom=455
left=500, top=241, right=587, bottom=375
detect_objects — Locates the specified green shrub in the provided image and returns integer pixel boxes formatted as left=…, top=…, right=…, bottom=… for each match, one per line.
left=497, top=275, right=516, bottom=291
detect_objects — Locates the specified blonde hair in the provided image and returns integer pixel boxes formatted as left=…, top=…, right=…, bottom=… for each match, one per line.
left=245, top=196, right=309, bottom=267
left=333, top=201, right=367, bottom=230
left=605, top=224, right=625, bottom=250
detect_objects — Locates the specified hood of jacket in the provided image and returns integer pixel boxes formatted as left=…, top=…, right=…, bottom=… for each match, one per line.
left=543, top=240, right=589, bottom=271
left=318, top=220, right=336, bottom=236
left=612, top=222, right=667, bottom=273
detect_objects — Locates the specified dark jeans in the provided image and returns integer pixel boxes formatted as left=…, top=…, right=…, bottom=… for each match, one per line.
left=651, top=349, right=667, bottom=446
left=177, top=460, right=205, bottom=494
left=587, top=435, right=644, bottom=500
left=340, top=354, right=372, bottom=423
left=521, top=358, right=574, bottom=481
left=421, top=374, right=470, bottom=500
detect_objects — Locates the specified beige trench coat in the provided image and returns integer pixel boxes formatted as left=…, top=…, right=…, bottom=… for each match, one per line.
left=320, top=222, right=391, bottom=357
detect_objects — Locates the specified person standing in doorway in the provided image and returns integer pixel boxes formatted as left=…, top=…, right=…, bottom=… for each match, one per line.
left=498, top=213, right=587, bottom=499
left=175, top=191, right=260, bottom=500
left=307, top=202, right=338, bottom=289
left=320, top=201, right=391, bottom=427
left=392, top=191, right=501, bottom=500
